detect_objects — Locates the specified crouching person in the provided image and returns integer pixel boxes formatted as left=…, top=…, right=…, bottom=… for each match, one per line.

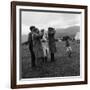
left=48, top=27, right=57, bottom=62
left=65, top=38, right=72, bottom=57
left=63, top=36, right=72, bottom=57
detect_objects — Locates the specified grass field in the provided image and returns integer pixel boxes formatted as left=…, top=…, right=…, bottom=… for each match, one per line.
left=21, top=41, right=80, bottom=78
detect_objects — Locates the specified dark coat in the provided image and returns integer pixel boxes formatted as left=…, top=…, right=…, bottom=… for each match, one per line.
left=48, top=30, right=57, bottom=53
left=33, top=33, right=44, bottom=58
left=28, top=32, right=33, bottom=51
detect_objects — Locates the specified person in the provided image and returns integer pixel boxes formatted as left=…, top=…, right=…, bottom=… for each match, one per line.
left=65, top=38, right=72, bottom=57
left=28, top=26, right=36, bottom=67
left=63, top=36, right=72, bottom=57
left=40, top=29, right=49, bottom=63
left=48, top=27, right=57, bottom=62
left=32, top=28, right=44, bottom=66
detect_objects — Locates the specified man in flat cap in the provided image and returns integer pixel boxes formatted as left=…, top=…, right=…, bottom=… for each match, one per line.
left=48, top=27, right=57, bottom=62
left=28, top=26, right=36, bottom=67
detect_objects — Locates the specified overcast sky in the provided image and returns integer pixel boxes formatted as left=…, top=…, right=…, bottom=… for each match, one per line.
left=21, top=11, right=81, bottom=35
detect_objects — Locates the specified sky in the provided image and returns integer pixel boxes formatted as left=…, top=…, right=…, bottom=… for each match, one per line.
left=21, top=10, right=81, bottom=35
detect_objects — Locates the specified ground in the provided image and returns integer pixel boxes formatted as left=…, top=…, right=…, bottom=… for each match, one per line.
left=21, top=41, right=80, bottom=78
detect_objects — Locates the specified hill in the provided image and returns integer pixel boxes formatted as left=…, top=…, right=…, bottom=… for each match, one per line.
left=55, top=26, right=80, bottom=38
left=21, top=26, right=80, bottom=43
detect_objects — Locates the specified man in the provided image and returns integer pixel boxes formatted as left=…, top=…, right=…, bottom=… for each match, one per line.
left=48, top=27, right=57, bottom=62
left=28, top=26, right=36, bottom=67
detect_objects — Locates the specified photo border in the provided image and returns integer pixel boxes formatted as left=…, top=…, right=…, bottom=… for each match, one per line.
left=11, top=1, right=88, bottom=89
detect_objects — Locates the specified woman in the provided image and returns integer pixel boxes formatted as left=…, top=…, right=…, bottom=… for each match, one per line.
left=32, top=28, right=44, bottom=66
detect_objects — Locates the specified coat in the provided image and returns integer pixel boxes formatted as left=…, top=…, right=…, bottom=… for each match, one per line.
left=48, top=32, right=57, bottom=53
left=28, top=32, right=33, bottom=50
left=41, top=33, right=49, bottom=57
left=33, top=33, right=44, bottom=58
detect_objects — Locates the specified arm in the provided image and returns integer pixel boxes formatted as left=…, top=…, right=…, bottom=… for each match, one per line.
left=22, top=41, right=29, bottom=45
left=23, top=33, right=31, bottom=45
left=33, top=33, right=43, bottom=39
left=55, top=38, right=59, bottom=42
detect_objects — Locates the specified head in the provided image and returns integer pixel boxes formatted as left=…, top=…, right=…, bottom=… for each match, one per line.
left=48, top=27, right=56, bottom=35
left=63, top=36, right=70, bottom=41
left=29, top=26, right=35, bottom=32
left=33, top=28, right=39, bottom=34
left=41, top=29, right=44, bottom=35
left=41, top=29, right=44, bottom=33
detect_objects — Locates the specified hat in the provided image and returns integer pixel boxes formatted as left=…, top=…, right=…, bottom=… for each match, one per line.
left=48, top=27, right=54, bottom=30
left=30, top=26, right=35, bottom=31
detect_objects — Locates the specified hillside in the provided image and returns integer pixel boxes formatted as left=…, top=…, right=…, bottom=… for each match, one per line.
left=21, top=26, right=80, bottom=43
left=55, top=26, right=80, bottom=38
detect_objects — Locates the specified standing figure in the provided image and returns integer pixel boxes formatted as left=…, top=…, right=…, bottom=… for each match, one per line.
left=28, top=26, right=36, bottom=67
left=40, top=29, right=49, bottom=63
left=32, top=28, right=44, bottom=66
left=48, top=27, right=57, bottom=62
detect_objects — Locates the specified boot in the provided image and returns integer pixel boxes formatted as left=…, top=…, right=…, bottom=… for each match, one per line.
left=51, top=53, right=55, bottom=62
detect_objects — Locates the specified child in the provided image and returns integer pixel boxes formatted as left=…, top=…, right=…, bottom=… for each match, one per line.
left=40, top=29, right=49, bottom=63
left=64, top=36, right=72, bottom=57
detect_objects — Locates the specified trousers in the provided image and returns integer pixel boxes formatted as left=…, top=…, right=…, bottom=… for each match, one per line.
left=29, top=47, right=36, bottom=67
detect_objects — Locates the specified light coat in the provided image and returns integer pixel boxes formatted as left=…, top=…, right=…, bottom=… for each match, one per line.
left=33, top=33, right=44, bottom=58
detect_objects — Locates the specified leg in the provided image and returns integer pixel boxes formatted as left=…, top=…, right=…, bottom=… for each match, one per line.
left=30, top=49, right=36, bottom=67
left=42, top=57, right=45, bottom=63
left=68, top=47, right=72, bottom=58
left=31, top=51, right=36, bottom=66
left=51, top=53, right=55, bottom=62
left=45, top=56, right=47, bottom=62
left=45, top=49, right=48, bottom=62
left=68, top=50, right=71, bottom=58
left=69, top=51, right=71, bottom=57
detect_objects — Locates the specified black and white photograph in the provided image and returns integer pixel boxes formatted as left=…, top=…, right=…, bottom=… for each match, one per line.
left=11, top=1, right=87, bottom=89
left=21, top=10, right=81, bottom=78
